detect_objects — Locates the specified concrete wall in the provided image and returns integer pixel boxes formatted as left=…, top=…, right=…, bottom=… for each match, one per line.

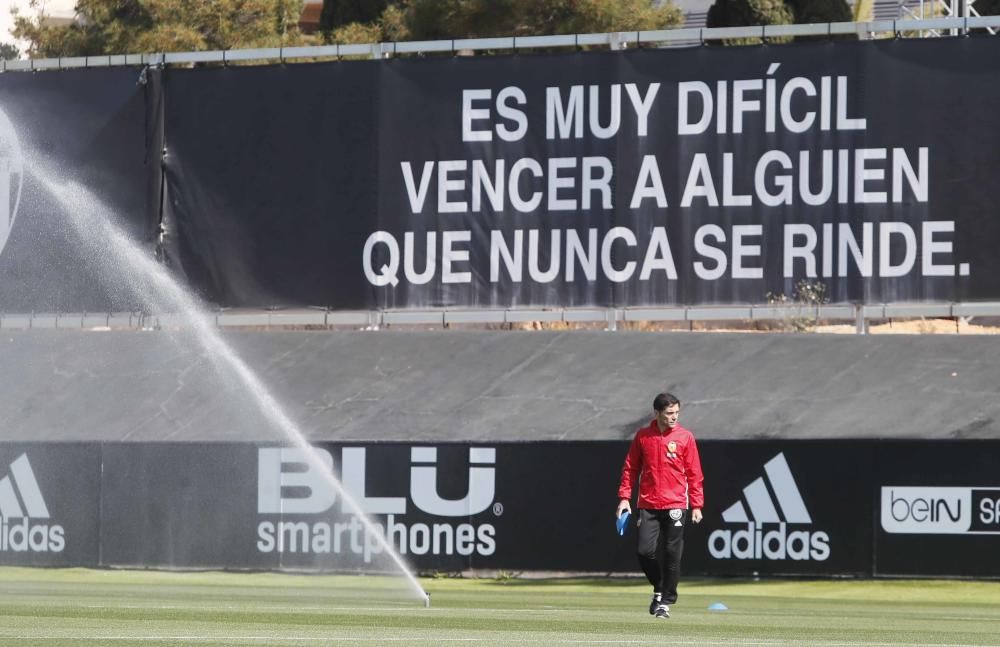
left=2, top=330, right=997, bottom=442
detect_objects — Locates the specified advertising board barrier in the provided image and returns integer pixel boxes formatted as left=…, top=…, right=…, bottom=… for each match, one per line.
left=873, top=441, right=1000, bottom=578
left=688, top=442, right=874, bottom=576
left=1, top=439, right=997, bottom=577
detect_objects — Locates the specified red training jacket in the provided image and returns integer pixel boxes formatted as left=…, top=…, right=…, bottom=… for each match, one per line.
left=618, top=421, right=704, bottom=510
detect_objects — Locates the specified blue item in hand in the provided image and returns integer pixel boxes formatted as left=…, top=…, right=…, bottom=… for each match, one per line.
left=616, top=510, right=631, bottom=536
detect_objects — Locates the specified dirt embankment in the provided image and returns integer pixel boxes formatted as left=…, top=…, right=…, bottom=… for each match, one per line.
left=508, top=318, right=1000, bottom=334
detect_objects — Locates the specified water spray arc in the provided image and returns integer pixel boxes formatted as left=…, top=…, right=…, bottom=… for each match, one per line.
left=37, top=170, right=429, bottom=606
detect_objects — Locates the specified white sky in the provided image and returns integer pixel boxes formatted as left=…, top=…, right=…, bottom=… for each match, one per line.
left=2, top=0, right=76, bottom=57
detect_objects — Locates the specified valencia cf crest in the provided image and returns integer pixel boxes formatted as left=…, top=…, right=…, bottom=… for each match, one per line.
left=666, top=441, right=677, bottom=459
left=0, top=107, right=24, bottom=261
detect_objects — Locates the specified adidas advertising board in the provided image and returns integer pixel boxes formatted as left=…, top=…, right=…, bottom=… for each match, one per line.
left=0, top=445, right=100, bottom=566
left=708, top=453, right=830, bottom=562
left=688, top=443, right=873, bottom=576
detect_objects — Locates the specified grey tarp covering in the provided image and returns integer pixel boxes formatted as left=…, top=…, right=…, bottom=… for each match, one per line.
left=0, top=330, right=995, bottom=442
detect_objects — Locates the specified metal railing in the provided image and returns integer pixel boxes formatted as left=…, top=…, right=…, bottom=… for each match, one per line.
left=2, top=16, right=1000, bottom=72
left=3, top=302, right=998, bottom=334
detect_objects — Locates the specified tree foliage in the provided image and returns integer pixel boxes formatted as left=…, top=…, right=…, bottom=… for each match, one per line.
left=788, top=0, right=851, bottom=24
left=319, top=0, right=391, bottom=32
left=14, top=0, right=687, bottom=55
left=0, top=42, right=20, bottom=60
left=400, top=0, right=682, bottom=40
left=329, top=0, right=682, bottom=43
left=706, top=0, right=851, bottom=29
left=13, top=0, right=314, bottom=58
left=706, top=0, right=793, bottom=30
left=327, top=1, right=406, bottom=43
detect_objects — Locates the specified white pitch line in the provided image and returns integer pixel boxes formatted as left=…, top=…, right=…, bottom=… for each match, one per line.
left=76, top=604, right=429, bottom=612
left=4, top=638, right=999, bottom=646
left=0, top=637, right=599, bottom=644
left=46, top=604, right=1000, bottom=625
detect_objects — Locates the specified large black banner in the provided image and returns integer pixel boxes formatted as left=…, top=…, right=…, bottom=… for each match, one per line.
left=159, top=63, right=378, bottom=308
left=160, top=38, right=1000, bottom=309
left=3, top=39, right=1000, bottom=311
left=0, top=67, right=161, bottom=312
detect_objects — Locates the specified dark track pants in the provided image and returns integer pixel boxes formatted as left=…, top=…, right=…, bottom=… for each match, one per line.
left=636, top=508, right=686, bottom=604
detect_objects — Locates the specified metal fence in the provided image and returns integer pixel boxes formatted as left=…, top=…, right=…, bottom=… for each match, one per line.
left=3, top=302, right=999, bottom=333
left=3, top=16, right=1000, bottom=72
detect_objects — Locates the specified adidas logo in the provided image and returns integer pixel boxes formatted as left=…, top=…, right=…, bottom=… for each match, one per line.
left=708, top=453, right=830, bottom=562
left=0, top=454, right=50, bottom=519
left=0, top=454, right=64, bottom=553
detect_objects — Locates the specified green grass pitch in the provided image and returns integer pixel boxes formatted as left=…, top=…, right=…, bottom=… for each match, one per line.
left=0, top=567, right=999, bottom=645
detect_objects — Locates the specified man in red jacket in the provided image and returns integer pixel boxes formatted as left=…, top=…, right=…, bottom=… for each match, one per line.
left=616, top=392, right=704, bottom=619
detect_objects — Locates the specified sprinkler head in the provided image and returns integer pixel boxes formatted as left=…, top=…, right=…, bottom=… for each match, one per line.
left=424, top=593, right=431, bottom=608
